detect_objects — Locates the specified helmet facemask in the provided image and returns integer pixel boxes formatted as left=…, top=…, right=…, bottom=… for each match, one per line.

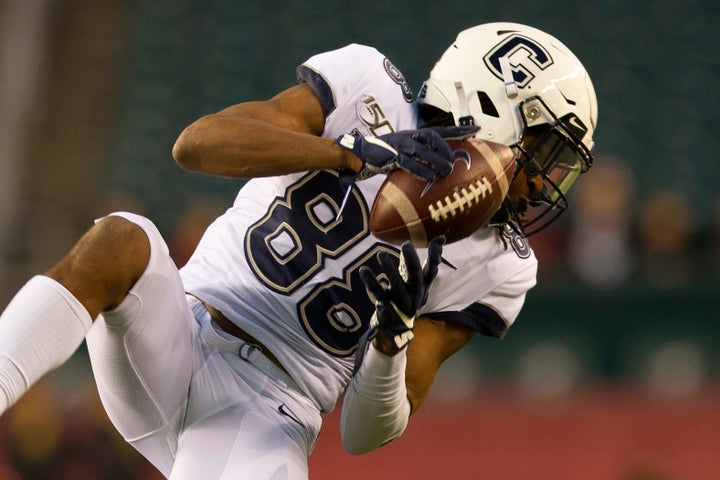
left=507, top=96, right=594, bottom=236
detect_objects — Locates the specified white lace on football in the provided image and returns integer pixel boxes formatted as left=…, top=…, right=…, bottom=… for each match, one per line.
left=427, top=176, right=493, bottom=221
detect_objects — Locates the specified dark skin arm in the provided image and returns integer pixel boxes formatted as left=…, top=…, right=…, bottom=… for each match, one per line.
left=174, top=82, right=474, bottom=415
left=375, top=317, right=475, bottom=413
left=172, top=83, right=361, bottom=177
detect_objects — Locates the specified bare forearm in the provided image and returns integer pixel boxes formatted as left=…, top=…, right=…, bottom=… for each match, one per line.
left=173, top=115, right=359, bottom=178
left=173, top=84, right=363, bottom=178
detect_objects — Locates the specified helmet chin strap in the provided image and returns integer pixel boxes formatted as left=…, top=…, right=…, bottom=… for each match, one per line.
left=499, top=56, right=518, bottom=99
left=453, top=81, right=474, bottom=125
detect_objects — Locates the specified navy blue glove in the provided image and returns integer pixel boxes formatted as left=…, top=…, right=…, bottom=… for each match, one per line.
left=337, top=126, right=478, bottom=181
left=358, top=236, right=445, bottom=351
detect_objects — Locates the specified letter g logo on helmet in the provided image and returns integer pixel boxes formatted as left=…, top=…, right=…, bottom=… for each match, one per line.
left=483, top=34, right=554, bottom=89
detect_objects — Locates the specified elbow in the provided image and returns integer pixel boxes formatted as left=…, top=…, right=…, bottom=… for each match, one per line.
left=341, top=425, right=404, bottom=455
left=172, top=132, right=197, bottom=172
left=339, top=402, right=383, bottom=455
left=340, top=430, right=378, bottom=456
left=339, top=397, right=409, bottom=455
left=172, top=121, right=207, bottom=172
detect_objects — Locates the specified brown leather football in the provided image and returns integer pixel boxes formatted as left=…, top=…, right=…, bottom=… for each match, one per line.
left=370, top=138, right=516, bottom=247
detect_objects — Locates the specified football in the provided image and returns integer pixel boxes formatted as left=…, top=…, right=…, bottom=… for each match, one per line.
left=370, top=138, right=516, bottom=247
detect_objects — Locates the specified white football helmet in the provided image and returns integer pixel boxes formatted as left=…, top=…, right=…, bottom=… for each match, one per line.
left=417, top=22, right=598, bottom=235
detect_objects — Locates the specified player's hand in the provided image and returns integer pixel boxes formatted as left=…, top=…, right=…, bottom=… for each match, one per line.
left=336, top=126, right=478, bottom=181
left=359, top=236, right=445, bottom=351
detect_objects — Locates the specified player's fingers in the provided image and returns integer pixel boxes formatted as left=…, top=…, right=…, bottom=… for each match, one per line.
left=400, top=241, right=423, bottom=288
left=423, top=235, right=445, bottom=284
left=377, top=251, right=399, bottom=273
left=433, top=125, right=480, bottom=140
left=397, top=156, right=441, bottom=180
left=426, top=235, right=445, bottom=267
left=393, top=133, right=452, bottom=179
left=412, top=150, right=453, bottom=177
left=359, top=266, right=388, bottom=303
left=377, top=252, right=407, bottom=296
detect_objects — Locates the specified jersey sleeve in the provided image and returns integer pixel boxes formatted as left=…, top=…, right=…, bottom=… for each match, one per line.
left=296, top=43, right=417, bottom=140
left=417, top=228, right=538, bottom=339
left=297, top=43, right=380, bottom=117
left=423, top=264, right=536, bottom=338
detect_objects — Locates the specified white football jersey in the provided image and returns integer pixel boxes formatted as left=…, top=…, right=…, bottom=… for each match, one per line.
left=180, top=44, right=538, bottom=414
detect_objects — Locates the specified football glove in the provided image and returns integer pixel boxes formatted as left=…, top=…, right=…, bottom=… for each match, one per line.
left=336, top=126, right=478, bottom=181
left=359, top=236, right=445, bottom=351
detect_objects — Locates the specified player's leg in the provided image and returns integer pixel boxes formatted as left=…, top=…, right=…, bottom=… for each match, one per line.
left=0, top=214, right=150, bottom=413
left=169, top=403, right=310, bottom=480
left=166, top=307, right=321, bottom=480
left=86, top=214, right=321, bottom=478
left=45, top=213, right=151, bottom=318
left=84, top=212, right=197, bottom=477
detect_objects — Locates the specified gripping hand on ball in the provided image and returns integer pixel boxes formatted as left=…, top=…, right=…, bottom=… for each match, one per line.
left=359, top=236, right=445, bottom=351
left=337, top=126, right=478, bottom=181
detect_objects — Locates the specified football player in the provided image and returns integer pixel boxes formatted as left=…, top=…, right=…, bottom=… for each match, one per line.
left=0, top=23, right=596, bottom=479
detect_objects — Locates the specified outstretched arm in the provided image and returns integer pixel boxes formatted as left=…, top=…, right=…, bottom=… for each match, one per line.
left=341, top=314, right=474, bottom=455
left=172, top=83, right=361, bottom=178
left=341, top=317, right=474, bottom=455
left=340, top=238, right=475, bottom=454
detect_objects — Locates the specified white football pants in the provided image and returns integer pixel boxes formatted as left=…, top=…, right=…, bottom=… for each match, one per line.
left=85, top=212, right=321, bottom=480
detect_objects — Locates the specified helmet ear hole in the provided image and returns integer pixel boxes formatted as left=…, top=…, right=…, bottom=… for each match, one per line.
left=418, top=104, right=455, bottom=127
left=476, top=91, right=499, bottom=118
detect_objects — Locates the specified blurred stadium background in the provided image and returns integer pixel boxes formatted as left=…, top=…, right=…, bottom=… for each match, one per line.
left=1, top=0, right=719, bottom=478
